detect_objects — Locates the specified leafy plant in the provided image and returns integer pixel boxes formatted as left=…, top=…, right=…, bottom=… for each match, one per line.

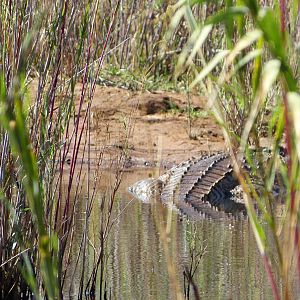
left=171, top=0, right=300, bottom=298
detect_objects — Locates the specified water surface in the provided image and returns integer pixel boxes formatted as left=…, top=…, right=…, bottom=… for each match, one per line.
left=64, top=169, right=275, bottom=299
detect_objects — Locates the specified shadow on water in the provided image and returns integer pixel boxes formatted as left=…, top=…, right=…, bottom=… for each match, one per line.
left=63, top=169, right=275, bottom=300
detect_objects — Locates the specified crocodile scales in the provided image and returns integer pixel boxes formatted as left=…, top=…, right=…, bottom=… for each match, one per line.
left=128, top=153, right=247, bottom=219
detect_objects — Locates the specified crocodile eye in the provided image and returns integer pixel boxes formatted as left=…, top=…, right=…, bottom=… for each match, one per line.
left=279, top=146, right=287, bottom=157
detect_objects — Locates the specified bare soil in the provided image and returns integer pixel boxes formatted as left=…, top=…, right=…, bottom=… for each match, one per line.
left=79, top=85, right=226, bottom=168
left=29, top=80, right=226, bottom=169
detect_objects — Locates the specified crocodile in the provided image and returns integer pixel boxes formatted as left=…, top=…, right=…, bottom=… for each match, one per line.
left=128, top=152, right=248, bottom=219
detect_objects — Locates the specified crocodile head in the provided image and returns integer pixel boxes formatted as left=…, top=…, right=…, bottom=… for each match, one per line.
left=128, top=178, right=164, bottom=203
left=128, top=172, right=171, bottom=203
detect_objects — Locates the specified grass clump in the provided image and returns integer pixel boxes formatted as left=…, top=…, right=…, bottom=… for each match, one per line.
left=97, top=64, right=190, bottom=92
left=172, top=0, right=300, bottom=298
left=0, top=0, right=128, bottom=298
left=1, top=0, right=189, bottom=297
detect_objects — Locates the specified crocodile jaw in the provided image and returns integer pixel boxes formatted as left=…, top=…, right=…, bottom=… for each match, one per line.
left=128, top=173, right=170, bottom=203
left=128, top=178, right=160, bottom=203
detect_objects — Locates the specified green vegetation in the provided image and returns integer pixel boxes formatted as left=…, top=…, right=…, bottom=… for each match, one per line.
left=172, top=0, right=300, bottom=298
left=0, top=0, right=299, bottom=299
left=97, top=66, right=177, bottom=91
left=0, top=0, right=190, bottom=298
left=97, top=65, right=192, bottom=92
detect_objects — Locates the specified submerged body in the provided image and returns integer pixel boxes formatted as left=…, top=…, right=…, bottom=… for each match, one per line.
left=129, top=153, right=247, bottom=219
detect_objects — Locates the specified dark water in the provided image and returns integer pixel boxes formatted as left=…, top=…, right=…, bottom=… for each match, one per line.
left=105, top=198, right=274, bottom=299
left=64, top=170, right=276, bottom=300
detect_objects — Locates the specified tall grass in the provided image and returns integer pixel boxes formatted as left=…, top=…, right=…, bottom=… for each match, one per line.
left=0, top=0, right=132, bottom=298
left=1, top=0, right=195, bottom=297
left=3, top=0, right=298, bottom=298
left=171, top=0, right=300, bottom=298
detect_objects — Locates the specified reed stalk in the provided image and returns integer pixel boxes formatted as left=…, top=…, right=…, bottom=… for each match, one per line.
left=172, top=0, right=300, bottom=298
left=0, top=0, right=136, bottom=298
